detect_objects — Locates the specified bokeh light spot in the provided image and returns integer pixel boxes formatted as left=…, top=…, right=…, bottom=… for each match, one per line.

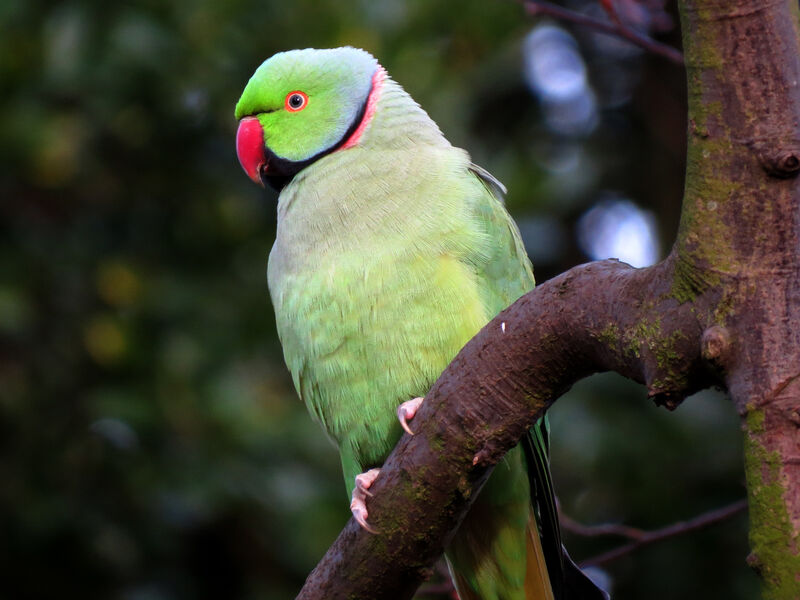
left=577, top=197, right=660, bottom=268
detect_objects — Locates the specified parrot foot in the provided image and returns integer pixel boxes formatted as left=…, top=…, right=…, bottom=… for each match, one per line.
left=350, top=468, right=381, bottom=534
left=397, top=397, right=424, bottom=435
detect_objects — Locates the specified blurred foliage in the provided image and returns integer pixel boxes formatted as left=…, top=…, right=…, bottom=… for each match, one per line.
left=0, top=0, right=756, bottom=598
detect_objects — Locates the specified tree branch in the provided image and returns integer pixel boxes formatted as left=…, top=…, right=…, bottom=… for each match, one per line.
left=522, top=0, right=684, bottom=65
left=559, top=512, right=648, bottom=541
left=559, top=499, right=748, bottom=567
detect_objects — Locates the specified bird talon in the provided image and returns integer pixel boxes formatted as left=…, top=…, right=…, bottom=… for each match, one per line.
left=351, top=505, right=379, bottom=534
left=351, top=468, right=381, bottom=534
left=397, top=396, right=424, bottom=435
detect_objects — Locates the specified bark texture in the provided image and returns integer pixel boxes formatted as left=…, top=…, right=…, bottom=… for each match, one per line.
left=677, top=1, right=800, bottom=595
left=296, top=1, right=800, bottom=597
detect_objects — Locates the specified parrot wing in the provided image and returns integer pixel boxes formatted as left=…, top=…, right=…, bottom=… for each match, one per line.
left=469, top=162, right=508, bottom=197
left=468, top=165, right=609, bottom=600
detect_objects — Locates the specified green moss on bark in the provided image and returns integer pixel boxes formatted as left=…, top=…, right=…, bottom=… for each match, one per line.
left=679, top=136, right=740, bottom=268
left=743, top=408, right=800, bottom=599
left=596, top=323, right=620, bottom=348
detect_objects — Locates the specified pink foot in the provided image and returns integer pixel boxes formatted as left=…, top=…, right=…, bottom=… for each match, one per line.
left=397, top=397, right=424, bottom=435
left=350, top=468, right=381, bottom=533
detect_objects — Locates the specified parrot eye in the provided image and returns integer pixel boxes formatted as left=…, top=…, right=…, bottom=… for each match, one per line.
left=285, top=91, right=308, bottom=112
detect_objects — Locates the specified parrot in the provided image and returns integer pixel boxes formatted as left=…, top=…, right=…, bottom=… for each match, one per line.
left=234, top=47, right=607, bottom=600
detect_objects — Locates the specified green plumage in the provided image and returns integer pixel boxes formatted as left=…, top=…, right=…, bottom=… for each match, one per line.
left=235, top=47, right=598, bottom=600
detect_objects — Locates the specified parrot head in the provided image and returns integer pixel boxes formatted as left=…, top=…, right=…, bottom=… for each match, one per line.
left=235, top=47, right=382, bottom=190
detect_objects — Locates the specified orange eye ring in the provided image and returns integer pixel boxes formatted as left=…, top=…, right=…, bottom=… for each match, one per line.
left=285, top=91, right=308, bottom=112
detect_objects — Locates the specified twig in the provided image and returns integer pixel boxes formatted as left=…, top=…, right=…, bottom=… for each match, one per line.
left=599, top=0, right=622, bottom=26
left=563, top=499, right=748, bottom=567
left=523, top=0, right=684, bottom=65
left=560, top=510, right=647, bottom=540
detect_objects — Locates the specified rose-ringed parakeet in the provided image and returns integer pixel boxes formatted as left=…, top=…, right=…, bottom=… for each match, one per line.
left=235, top=47, right=606, bottom=600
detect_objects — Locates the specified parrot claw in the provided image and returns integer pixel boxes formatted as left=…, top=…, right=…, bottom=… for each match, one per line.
left=350, top=468, right=381, bottom=534
left=351, top=505, right=377, bottom=534
left=397, top=397, right=424, bottom=435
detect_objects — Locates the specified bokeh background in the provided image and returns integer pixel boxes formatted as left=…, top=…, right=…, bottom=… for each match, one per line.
left=0, top=0, right=757, bottom=598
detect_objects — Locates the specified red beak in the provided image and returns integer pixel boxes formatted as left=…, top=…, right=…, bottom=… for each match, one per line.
left=236, top=117, right=267, bottom=186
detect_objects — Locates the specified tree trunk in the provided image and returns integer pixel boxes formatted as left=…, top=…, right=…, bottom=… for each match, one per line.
left=678, top=1, right=800, bottom=595
left=296, top=1, right=800, bottom=597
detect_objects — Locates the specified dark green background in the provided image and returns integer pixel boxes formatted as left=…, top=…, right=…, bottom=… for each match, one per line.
left=0, top=0, right=756, bottom=598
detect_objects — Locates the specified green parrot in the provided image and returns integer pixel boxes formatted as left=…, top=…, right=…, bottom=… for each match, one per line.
left=235, top=47, right=606, bottom=600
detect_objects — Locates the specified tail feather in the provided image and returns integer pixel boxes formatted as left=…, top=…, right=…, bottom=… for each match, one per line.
left=525, top=513, right=555, bottom=600
left=446, top=511, right=556, bottom=600
left=523, top=424, right=611, bottom=600
left=523, top=422, right=564, bottom=595
left=445, top=427, right=609, bottom=600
